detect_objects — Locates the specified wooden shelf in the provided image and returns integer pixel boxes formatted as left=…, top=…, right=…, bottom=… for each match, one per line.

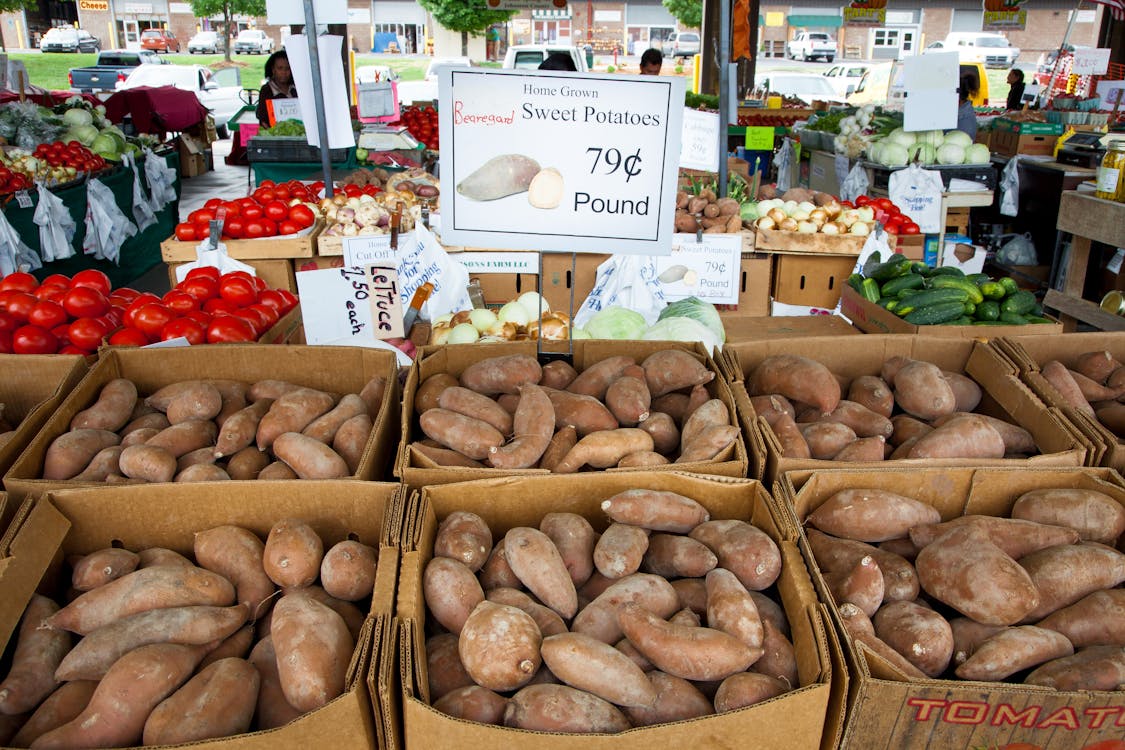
left=1050, top=191, right=1125, bottom=330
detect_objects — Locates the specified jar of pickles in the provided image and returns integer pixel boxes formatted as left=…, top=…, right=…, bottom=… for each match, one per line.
left=1096, top=140, right=1125, bottom=202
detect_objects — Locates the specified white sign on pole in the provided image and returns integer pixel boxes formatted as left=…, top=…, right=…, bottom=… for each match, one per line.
left=1073, top=48, right=1112, bottom=76
left=653, top=234, right=741, bottom=305
left=266, top=0, right=346, bottom=25
left=902, top=52, right=958, bottom=132
left=680, top=108, right=720, bottom=172
left=438, top=68, right=686, bottom=255
left=285, top=35, right=355, bottom=149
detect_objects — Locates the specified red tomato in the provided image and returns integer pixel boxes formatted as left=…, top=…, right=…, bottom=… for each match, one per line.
left=51, top=322, right=71, bottom=344
left=0, top=311, right=20, bottom=336
left=231, top=308, right=266, bottom=336
left=108, top=288, right=141, bottom=306
left=122, top=293, right=161, bottom=328
left=185, top=266, right=221, bottom=282
left=248, top=302, right=280, bottom=329
left=884, top=215, right=905, bottom=231
left=206, top=315, right=256, bottom=344
left=220, top=200, right=241, bottom=217
left=194, top=222, right=211, bottom=239
left=0, top=272, right=39, bottom=293
left=12, top=324, right=58, bottom=354
left=249, top=275, right=268, bottom=293
left=253, top=188, right=276, bottom=204
left=218, top=276, right=257, bottom=307
left=203, top=297, right=239, bottom=316
left=109, top=327, right=150, bottom=347
left=273, top=185, right=291, bottom=201
left=182, top=309, right=212, bottom=327
left=264, top=200, right=289, bottom=222
left=0, top=331, right=13, bottom=353
left=178, top=277, right=219, bottom=301
left=224, top=218, right=245, bottom=239
left=27, top=300, right=68, bottom=330
left=131, top=303, right=176, bottom=340
left=68, top=317, right=109, bottom=350
left=70, top=269, right=111, bottom=295
left=41, top=273, right=71, bottom=288
left=174, top=223, right=197, bottom=242
left=259, top=179, right=275, bottom=188
left=5, top=292, right=39, bottom=322
left=187, top=208, right=216, bottom=225
left=901, top=222, right=921, bottom=235
left=161, top=317, right=205, bottom=345
left=62, top=286, right=110, bottom=319
left=257, top=289, right=287, bottom=313
left=854, top=195, right=872, bottom=207
left=163, top=290, right=200, bottom=314
left=34, top=283, right=68, bottom=301
left=278, top=220, right=300, bottom=235
left=243, top=220, right=266, bottom=239
left=203, top=198, right=223, bottom=211
left=258, top=218, right=277, bottom=237
left=275, top=290, right=299, bottom=313
left=873, top=197, right=895, bottom=212
left=289, top=204, right=316, bottom=228
left=59, top=344, right=93, bottom=356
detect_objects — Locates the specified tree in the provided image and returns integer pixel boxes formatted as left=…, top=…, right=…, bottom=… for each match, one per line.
left=0, top=0, right=37, bottom=52
left=663, top=0, right=702, bottom=30
left=418, top=0, right=515, bottom=57
left=189, top=0, right=266, bottom=62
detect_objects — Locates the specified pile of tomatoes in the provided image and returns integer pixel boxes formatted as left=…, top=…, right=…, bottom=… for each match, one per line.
left=0, top=164, right=31, bottom=196
left=172, top=180, right=322, bottom=243
left=736, top=114, right=803, bottom=128
left=847, top=195, right=921, bottom=235
left=397, top=105, right=439, bottom=151
left=34, top=140, right=109, bottom=174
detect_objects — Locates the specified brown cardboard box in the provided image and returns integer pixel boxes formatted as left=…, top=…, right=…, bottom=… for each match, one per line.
left=721, top=334, right=1086, bottom=483
left=839, top=286, right=1064, bottom=338
left=891, top=233, right=924, bottom=261
left=753, top=228, right=867, bottom=256
left=161, top=221, right=323, bottom=261
left=773, top=253, right=858, bottom=309
left=778, top=466, right=1125, bottom=750
left=540, top=252, right=609, bottom=313
left=3, top=345, right=400, bottom=501
left=716, top=316, right=859, bottom=377
left=990, top=129, right=1059, bottom=157
left=167, top=258, right=298, bottom=293
left=717, top=252, right=773, bottom=320
left=0, top=480, right=404, bottom=750
left=0, top=355, right=88, bottom=530
left=392, top=471, right=839, bottom=750
left=177, top=134, right=209, bottom=178
left=396, top=341, right=748, bottom=490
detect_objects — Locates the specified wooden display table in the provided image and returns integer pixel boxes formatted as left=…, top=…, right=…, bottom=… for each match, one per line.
left=1048, top=191, right=1125, bottom=331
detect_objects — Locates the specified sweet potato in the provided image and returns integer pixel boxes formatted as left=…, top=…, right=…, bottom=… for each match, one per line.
left=1010, top=488, right=1125, bottom=545
left=247, top=636, right=303, bottom=729
left=486, top=588, right=567, bottom=637
left=122, top=411, right=169, bottom=437
left=748, top=355, right=840, bottom=414
left=540, top=360, right=578, bottom=390
left=70, top=378, right=137, bottom=432
left=272, top=432, right=350, bottom=479
left=553, top=428, right=654, bottom=473
left=593, top=523, right=650, bottom=579
left=807, top=488, right=940, bottom=543
left=536, top=512, right=596, bottom=588
left=818, top=400, right=894, bottom=439
left=618, top=601, right=758, bottom=681
left=847, top=375, right=894, bottom=418
left=837, top=603, right=927, bottom=679
left=767, top=412, right=811, bottom=459
left=296, top=393, right=367, bottom=445
left=624, top=671, right=713, bottom=726
left=800, top=422, right=856, bottom=460
left=419, top=408, right=505, bottom=461
left=605, top=375, right=651, bottom=426
left=433, top=685, right=508, bottom=725
left=906, top=414, right=1005, bottom=460
left=146, top=419, right=218, bottom=458
left=955, top=625, right=1073, bottom=681
left=832, top=435, right=886, bottom=462
left=479, top=538, right=521, bottom=591
left=1024, top=645, right=1125, bottom=691
left=894, top=361, right=957, bottom=420
left=257, top=388, right=336, bottom=451
left=0, top=595, right=69, bottom=715
left=504, top=526, right=578, bottom=619
left=142, top=657, right=259, bottom=745
left=949, top=617, right=1007, bottom=667
left=271, top=591, right=354, bottom=711
left=541, top=632, right=658, bottom=708
left=750, top=617, right=799, bottom=687
left=9, top=680, right=97, bottom=747
left=459, top=601, right=542, bottom=691
left=503, top=683, right=630, bottom=733
left=43, top=428, right=120, bottom=480
left=914, top=525, right=1039, bottom=625
left=45, top=565, right=235, bottom=635
left=457, top=154, right=541, bottom=200
left=332, top=413, right=372, bottom=474
left=118, top=443, right=177, bottom=483
left=358, top=374, right=386, bottom=417
left=638, top=411, right=679, bottom=454
left=824, top=554, right=884, bottom=617
left=226, top=446, right=270, bottom=480
left=1096, top=402, right=1125, bottom=437
left=136, top=547, right=192, bottom=568
left=908, top=515, right=1079, bottom=559
left=188, top=525, right=272, bottom=618
left=1041, top=360, right=1095, bottom=416
left=680, top=399, right=728, bottom=447
left=258, top=461, right=297, bottom=480
left=488, top=383, right=554, bottom=469
left=807, top=529, right=918, bottom=602
left=601, top=489, right=710, bottom=533
left=424, top=556, right=485, bottom=634
left=890, top=415, right=933, bottom=447
left=572, top=573, right=679, bottom=644
left=434, top=511, right=493, bottom=574
left=120, top=427, right=159, bottom=448
left=1075, top=350, right=1122, bottom=384
left=617, top=451, right=669, bottom=467
left=879, top=356, right=912, bottom=387
left=426, top=633, right=475, bottom=700
left=642, top=350, right=715, bottom=398
left=751, top=394, right=797, bottom=423
left=176, top=446, right=218, bottom=473
left=651, top=393, right=690, bottom=424
left=713, top=672, right=788, bottom=712
left=642, top=534, right=717, bottom=578
left=930, top=412, right=1036, bottom=455
left=1069, top=367, right=1123, bottom=402
left=438, top=386, right=513, bottom=436
left=568, top=356, right=636, bottom=400
left=71, top=548, right=139, bottom=591
left=415, top=373, right=459, bottom=413
left=706, top=567, right=765, bottom=656
left=690, top=520, right=781, bottom=591
left=164, top=381, right=223, bottom=425
left=1019, top=542, right=1125, bottom=620
left=460, top=354, right=542, bottom=395
left=200, top=624, right=254, bottom=668
left=1038, top=589, right=1125, bottom=647
left=941, top=371, right=983, bottom=413
left=546, top=388, right=619, bottom=437
left=31, top=643, right=206, bottom=749
left=872, top=600, right=953, bottom=677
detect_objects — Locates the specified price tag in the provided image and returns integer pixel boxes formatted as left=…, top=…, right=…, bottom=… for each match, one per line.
left=680, top=108, right=720, bottom=172
left=744, top=127, right=774, bottom=151
left=653, top=233, right=741, bottom=305
left=1073, top=48, right=1111, bottom=77
left=15, top=190, right=32, bottom=209
left=267, top=98, right=302, bottom=126
left=342, top=232, right=414, bottom=268
left=366, top=265, right=404, bottom=339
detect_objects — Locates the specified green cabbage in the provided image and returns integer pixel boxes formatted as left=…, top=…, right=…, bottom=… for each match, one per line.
left=965, top=143, right=991, bottom=164
left=943, top=130, right=974, bottom=149
left=584, top=306, right=647, bottom=340
left=658, top=296, right=725, bottom=344
left=63, top=108, right=93, bottom=128
left=937, top=143, right=965, bottom=165
left=91, top=132, right=121, bottom=159
left=642, top=316, right=722, bottom=354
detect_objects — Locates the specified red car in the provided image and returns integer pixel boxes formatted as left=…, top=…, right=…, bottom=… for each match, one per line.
left=140, top=28, right=180, bottom=53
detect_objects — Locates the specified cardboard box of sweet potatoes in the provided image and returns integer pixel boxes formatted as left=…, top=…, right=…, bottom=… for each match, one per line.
left=389, top=470, right=842, bottom=750
left=777, top=466, right=1125, bottom=750
left=0, top=480, right=405, bottom=750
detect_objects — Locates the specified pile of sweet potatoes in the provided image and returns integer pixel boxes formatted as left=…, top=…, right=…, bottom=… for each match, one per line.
left=748, top=353, right=1038, bottom=462
left=0, top=518, right=376, bottom=747
left=1036, top=350, right=1125, bottom=438
left=805, top=485, right=1125, bottom=687
left=410, top=351, right=739, bottom=471
left=35, top=374, right=385, bottom=484
left=421, top=489, right=799, bottom=732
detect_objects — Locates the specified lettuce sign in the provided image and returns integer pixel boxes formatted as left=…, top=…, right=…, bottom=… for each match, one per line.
left=983, top=0, right=1027, bottom=30
left=843, top=0, right=886, bottom=27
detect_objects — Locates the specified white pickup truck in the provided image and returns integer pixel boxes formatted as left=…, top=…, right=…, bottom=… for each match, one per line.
left=787, top=31, right=836, bottom=63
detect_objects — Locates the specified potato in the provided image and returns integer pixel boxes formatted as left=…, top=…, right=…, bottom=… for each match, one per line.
left=618, top=451, right=670, bottom=467
left=419, top=408, right=505, bottom=461
left=164, top=381, right=223, bottom=424
left=433, top=685, right=508, bottom=725
left=767, top=412, right=811, bottom=459
left=675, top=212, right=699, bottom=233
left=426, top=633, right=475, bottom=700
left=479, top=538, right=521, bottom=591
left=807, top=488, right=940, bottom=543
left=601, top=489, right=709, bottom=533
left=642, top=534, right=717, bottom=578
left=71, top=548, right=139, bottom=591
left=415, top=373, right=459, bottom=413
left=873, top=600, right=953, bottom=677
left=593, top=523, right=650, bottom=579
left=459, top=601, right=542, bottom=692
left=818, top=400, right=893, bottom=439
left=540, top=632, right=658, bottom=708
left=706, top=567, right=765, bottom=655
left=605, top=375, right=651, bottom=426
left=0, top=595, right=69, bottom=715
left=120, top=427, right=159, bottom=448
left=456, top=154, right=541, bottom=201
left=504, top=683, right=630, bottom=733
left=504, top=526, right=578, bottom=619
left=714, top=672, right=788, bottom=712
left=642, top=349, right=715, bottom=398
left=690, top=519, right=781, bottom=591
left=70, top=378, right=137, bottom=432
left=618, top=601, right=758, bottom=681
left=837, top=603, right=927, bottom=679
left=176, top=466, right=228, bottom=486
left=752, top=617, right=799, bottom=687
left=568, top=356, right=636, bottom=400
left=122, top=411, right=170, bottom=437
left=943, top=371, right=983, bottom=413
left=212, top=399, right=273, bottom=458
left=955, top=626, right=1073, bottom=682
left=358, top=374, right=387, bottom=417
left=572, top=573, right=679, bottom=644
left=192, top=525, right=274, bottom=617
left=146, top=419, right=218, bottom=458
left=438, top=386, right=513, bottom=436
left=1038, top=589, right=1125, bottom=647
left=554, top=428, right=654, bottom=473
left=949, top=617, right=1006, bottom=666
left=136, top=547, right=193, bottom=568
left=488, top=383, right=554, bottom=470
left=200, top=624, right=255, bottom=668
left=1025, top=645, right=1125, bottom=691
left=1040, top=360, right=1095, bottom=416
left=846, top=375, right=894, bottom=418
left=486, top=588, right=567, bottom=637
left=623, top=671, right=713, bottom=726
left=1018, top=542, right=1125, bottom=620
left=824, top=554, right=884, bottom=617
left=460, top=354, right=542, bottom=395
left=807, top=529, right=918, bottom=602
left=272, top=432, right=350, bottom=479
left=142, top=657, right=259, bottom=745
left=546, top=389, right=619, bottom=436
left=908, top=515, right=1079, bottom=559
left=1075, top=350, right=1121, bottom=384
left=906, top=414, right=1005, bottom=460
left=226, top=446, right=271, bottom=480
left=800, top=422, right=856, bottom=460
left=893, top=361, right=956, bottom=421
left=333, top=413, right=372, bottom=475
left=43, top=429, right=120, bottom=480
left=9, top=680, right=97, bottom=747
left=424, top=556, right=485, bottom=634
left=247, top=636, right=304, bottom=729
left=537, top=512, right=596, bottom=587
left=257, top=388, right=336, bottom=451
left=263, top=518, right=324, bottom=589
left=413, top=442, right=484, bottom=469
left=118, top=443, right=177, bottom=483
left=679, top=399, right=729, bottom=449
left=914, top=525, right=1039, bottom=625
left=1010, top=488, right=1125, bottom=545
left=890, top=415, right=933, bottom=447
left=831, top=436, right=886, bottom=462
left=271, top=591, right=353, bottom=712
left=258, top=461, right=298, bottom=480
left=434, top=511, right=492, bottom=573
left=638, top=412, right=680, bottom=454
left=749, top=354, right=840, bottom=414
left=651, top=394, right=690, bottom=424
left=177, top=446, right=218, bottom=473
left=540, top=360, right=578, bottom=390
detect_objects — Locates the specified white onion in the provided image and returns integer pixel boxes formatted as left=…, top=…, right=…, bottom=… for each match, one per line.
left=447, top=322, right=481, bottom=344
left=517, top=291, right=549, bottom=318
left=498, top=300, right=531, bottom=327
left=468, top=307, right=498, bottom=333
left=850, top=222, right=871, bottom=236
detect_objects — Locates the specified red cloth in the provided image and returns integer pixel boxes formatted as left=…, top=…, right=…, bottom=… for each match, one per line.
left=0, top=90, right=100, bottom=107
left=103, top=86, right=209, bottom=134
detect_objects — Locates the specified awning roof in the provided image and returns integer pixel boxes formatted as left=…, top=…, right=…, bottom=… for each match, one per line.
left=788, top=14, right=843, bottom=28
left=532, top=10, right=571, bottom=19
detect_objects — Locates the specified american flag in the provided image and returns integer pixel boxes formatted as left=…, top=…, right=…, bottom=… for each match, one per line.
left=1084, top=0, right=1125, bottom=21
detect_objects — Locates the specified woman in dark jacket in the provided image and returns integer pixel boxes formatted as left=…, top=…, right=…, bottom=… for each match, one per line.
left=256, top=50, right=297, bottom=126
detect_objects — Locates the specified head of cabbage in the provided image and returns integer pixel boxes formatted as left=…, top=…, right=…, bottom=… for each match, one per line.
left=583, top=306, right=647, bottom=340
left=657, top=296, right=725, bottom=344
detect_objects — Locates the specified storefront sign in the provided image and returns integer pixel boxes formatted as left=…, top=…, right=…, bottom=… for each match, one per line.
left=439, top=68, right=685, bottom=255
left=653, top=234, right=741, bottom=304
left=843, top=0, right=886, bottom=27
left=122, top=3, right=153, bottom=13
left=982, top=0, right=1027, bottom=31
left=680, top=109, right=720, bottom=172
left=456, top=252, right=541, bottom=275
left=79, top=0, right=109, bottom=11
left=485, top=0, right=568, bottom=9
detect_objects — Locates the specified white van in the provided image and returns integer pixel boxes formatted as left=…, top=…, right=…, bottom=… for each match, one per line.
left=503, top=44, right=589, bottom=72
left=924, top=32, right=1019, bottom=69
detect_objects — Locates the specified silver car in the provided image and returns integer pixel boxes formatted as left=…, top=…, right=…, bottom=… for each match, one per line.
left=233, top=29, right=273, bottom=55
left=188, top=31, right=222, bottom=54
left=668, top=31, right=700, bottom=58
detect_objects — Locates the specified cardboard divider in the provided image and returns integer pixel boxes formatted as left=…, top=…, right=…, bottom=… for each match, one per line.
left=390, top=471, right=839, bottom=750
left=3, top=345, right=400, bottom=502
left=722, top=335, right=1085, bottom=484
left=0, top=480, right=406, bottom=750
left=396, top=341, right=748, bottom=490
left=777, top=466, right=1125, bottom=750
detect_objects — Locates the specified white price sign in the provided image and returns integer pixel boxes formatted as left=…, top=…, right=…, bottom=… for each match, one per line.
left=295, top=265, right=381, bottom=344
left=342, top=232, right=414, bottom=268
left=1073, top=48, right=1112, bottom=77
left=652, top=233, right=742, bottom=305
left=680, top=108, right=720, bottom=172
left=267, top=98, right=302, bottom=126
left=439, top=68, right=685, bottom=255
left=456, top=251, right=541, bottom=275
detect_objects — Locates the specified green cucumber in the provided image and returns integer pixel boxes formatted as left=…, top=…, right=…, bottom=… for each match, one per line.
left=998, top=277, right=1020, bottom=296
left=928, top=266, right=966, bottom=277
left=1000, top=290, right=1037, bottom=316
left=929, top=275, right=985, bottom=304
left=999, top=311, right=1029, bottom=326
left=880, top=273, right=925, bottom=297
left=963, top=301, right=977, bottom=316
left=1025, top=315, right=1055, bottom=325
left=904, top=301, right=967, bottom=325
left=975, top=300, right=1000, bottom=321
left=895, top=288, right=971, bottom=315
left=867, top=253, right=914, bottom=282
left=979, top=281, right=1006, bottom=300
left=965, top=273, right=990, bottom=286
left=942, top=316, right=974, bottom=326
left=860, top=278, right=881, bottom=303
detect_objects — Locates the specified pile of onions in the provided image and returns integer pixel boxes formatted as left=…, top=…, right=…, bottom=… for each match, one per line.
left=430, top=292, right=578, bottom=345
left=754, top=197, right=874, bottom=237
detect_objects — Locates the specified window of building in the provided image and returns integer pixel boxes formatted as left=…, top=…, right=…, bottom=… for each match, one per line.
left=873, top=29, right=899, bottom=48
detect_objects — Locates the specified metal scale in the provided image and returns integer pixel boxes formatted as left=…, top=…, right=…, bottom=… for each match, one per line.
left=355, top=80, right=421, bottom=159
left=1055, top=131, right=1109, bottom=169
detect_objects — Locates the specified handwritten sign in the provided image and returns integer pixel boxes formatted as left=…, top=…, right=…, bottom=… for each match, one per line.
left=652, top=233, right=742, bottom=305
left=266, top=98, right=302, bottom=126
left=366, top=265, right=404, bottom=339
left=14, top=191, right=32, bottom=209
left=1073, top=48, right=1112, bottom=77
left=680, top=108, right=719, bottom=172
left=440, top=68, right=685, bottom=255
left=342, top=232, right=413, bottom=268
left=744, top=126, right=774, bottom=152
left=456, top=252, right=541, bottom=275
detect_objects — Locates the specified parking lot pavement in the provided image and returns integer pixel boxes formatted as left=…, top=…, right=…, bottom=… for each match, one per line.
left=178, top=137, right=248, bottom=220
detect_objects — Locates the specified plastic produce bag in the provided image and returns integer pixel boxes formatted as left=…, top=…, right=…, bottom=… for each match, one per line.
left=996, top=233, right=1037, bottom=265
left=403, top=224, right=473, bottom=320
left=839, top=162, right=870, bottom=204
left=851, top=224, right=894, bottom=278
left=83, top=178, right=137, bottom=264
left=0, top=205, right=42, bottom=276
left=33, top=183, right=76, bottom=262
left=574, top=254, right=667, bottom=328
left=124, top=152, right=157, bottom=232
left=174, top=242, right=257, bottom=284
left=143, top=147, right=177, bottom=211
left=888, top=164, right=944, bottom=234
left=999, top=155, right=1020, bottom=217
left=775, top=137, right=797, bottom=193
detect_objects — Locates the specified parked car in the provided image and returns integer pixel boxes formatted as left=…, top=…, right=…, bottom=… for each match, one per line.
left=68, top=49, right=168, bottom=93
left=787, top=31, right=836, bottom=63
left=924, top=32, right=1019, bottom=69
left=119, top=63, right=245, bottom=136
left=40, top=27, right=100, bottom=53
left=668, top=31, right=700, bottom=58
left=755, top=72, right=848, bottom=105
left=397, top=56, right=473, bottom=102
left=502, top=44, right=588, bottom=72
left=233, top=29, right=273, bottom=55
left=822, top=63, right=869, bottom=96
left=140, top=28, right=180, bottom=53
left=846, top=60, right=989, bottom=109
left=188, top=31, right=223, bottom=54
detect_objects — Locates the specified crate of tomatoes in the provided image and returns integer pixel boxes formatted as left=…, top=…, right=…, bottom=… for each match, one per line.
left=396, top=104, right=438, bottom=151
left=162, top=180, right=324, bottom=262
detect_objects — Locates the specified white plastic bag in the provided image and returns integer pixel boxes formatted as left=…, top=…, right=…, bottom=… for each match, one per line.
left=83, top=178, right=137, bottom=264
left=851, top=224, right=895, bottom=277
left=775, top=137, right=797, bottom=193
left=33, top=183, right=76, bottom=262
left=573, top=254, right=667, bottom=328
left=142, top=147, right=177, bottom=211
left=888, top=165, right=944, bottom=234
left=839, top=162, right=870, bottom=203
left=124, top=152, right=157, bottom=232
left=0, top=204, right=42, bottom=276
left=1000, top=155, right=1020, bottom=217
left=174, top=243, right=257, bottom=283
left=404, top=223, right=473, bottom=320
